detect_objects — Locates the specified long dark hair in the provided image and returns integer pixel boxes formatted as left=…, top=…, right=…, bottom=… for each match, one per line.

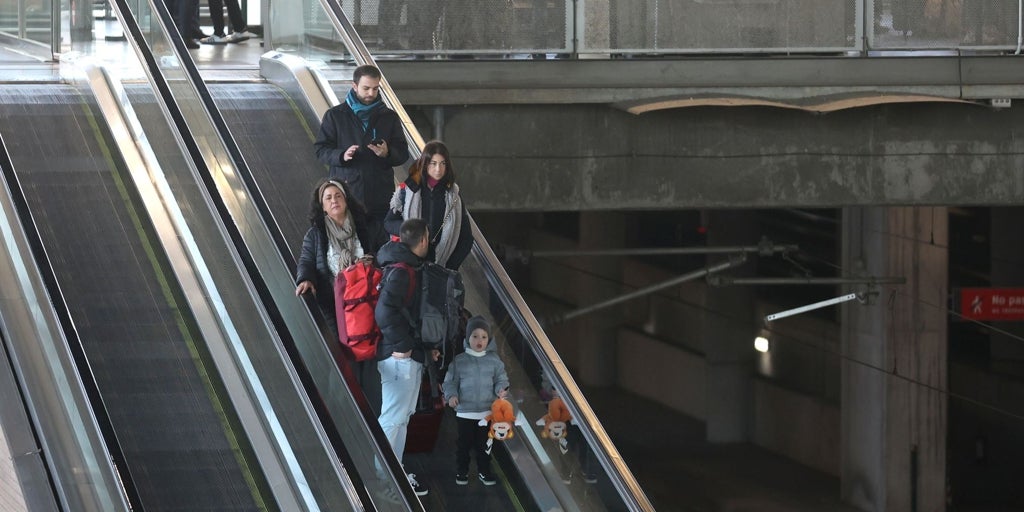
left=307, top=178, right=368, bottom=230
left=408, top=140, right=455, bottom=188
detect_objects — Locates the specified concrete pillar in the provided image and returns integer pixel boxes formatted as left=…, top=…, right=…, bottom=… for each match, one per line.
left=573, top=211, right=624, bottom=387
left=841, top=206, right=947, bottom=512
left=989, top=207, right=1024, bottom=375
left=703, top=210, right=757, bottom=443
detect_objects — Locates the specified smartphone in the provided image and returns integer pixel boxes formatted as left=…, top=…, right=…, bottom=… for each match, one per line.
left=370, top=138, right=385, bottom=145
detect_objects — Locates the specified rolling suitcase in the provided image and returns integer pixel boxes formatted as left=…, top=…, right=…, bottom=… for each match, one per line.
left=405, top=372, right=444, bottom=453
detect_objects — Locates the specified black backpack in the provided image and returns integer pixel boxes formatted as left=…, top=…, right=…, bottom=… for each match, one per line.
left=389, top=261, right=465, bottom=350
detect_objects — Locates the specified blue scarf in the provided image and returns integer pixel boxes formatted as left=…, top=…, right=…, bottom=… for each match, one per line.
left=346, top=89, right=382, bottom=131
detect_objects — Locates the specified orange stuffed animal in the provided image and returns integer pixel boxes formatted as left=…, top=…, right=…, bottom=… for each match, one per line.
left=536, top=397, right=572, bottom=454
left=479, top=398, right=517, bottom=454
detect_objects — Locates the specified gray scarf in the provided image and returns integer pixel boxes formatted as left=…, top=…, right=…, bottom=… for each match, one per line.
left=324, top=214, right=362, bottom=277
left=389, top=182, right=462, bottom=267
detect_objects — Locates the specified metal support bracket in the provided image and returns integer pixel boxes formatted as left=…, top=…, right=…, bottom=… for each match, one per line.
left=548, top=253, right=748, bottom=324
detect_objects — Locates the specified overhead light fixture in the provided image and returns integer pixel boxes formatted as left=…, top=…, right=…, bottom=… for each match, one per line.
left=765, top=293, right=860, bottom=322
left=754, top=336, right=770, bottom=353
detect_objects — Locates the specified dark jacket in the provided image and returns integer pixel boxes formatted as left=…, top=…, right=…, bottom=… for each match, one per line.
left=374, top=241, right=426, bottom=362
left=384, top=178, right=473, bottom=270
left=295, top=217, right=373, bottom=335
left=314, top=103, right=410, bottom=218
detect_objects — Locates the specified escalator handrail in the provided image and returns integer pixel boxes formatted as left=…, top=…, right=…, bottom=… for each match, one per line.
left=312, top=2, right=656, bottom=510
left=467, top=224, right=655, bottom=509
left=106, top=0, right=416, bottom=508
left=0, top=129, right=141, bottom=510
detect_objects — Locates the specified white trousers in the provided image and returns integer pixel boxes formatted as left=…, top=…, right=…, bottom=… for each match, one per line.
left=377, top=356, right=423, bottom=463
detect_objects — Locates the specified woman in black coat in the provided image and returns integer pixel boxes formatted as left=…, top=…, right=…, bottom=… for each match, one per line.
left=295, top=178, right=375, bottom=336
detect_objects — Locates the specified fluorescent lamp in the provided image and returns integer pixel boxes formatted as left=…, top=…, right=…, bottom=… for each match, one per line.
left=754, top=336, right=770, bottom=353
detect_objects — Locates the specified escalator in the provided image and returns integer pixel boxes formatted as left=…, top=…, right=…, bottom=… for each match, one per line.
left=0, top=0, right=654, bottom=509
left=203, top=65, right=533, bottom=511
left=208, top=66, right=645, bottom=511
left=182, top=1, right=656, bottom=510
left=0, top=132, right=132, bottom=512
left=0, top=2, right=375, bottom=507
left=0, top=82, right=271, bottom=511
left=84, top=0, right=416, bottom=509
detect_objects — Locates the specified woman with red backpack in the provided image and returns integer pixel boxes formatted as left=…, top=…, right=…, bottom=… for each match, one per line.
left=295, top=179, right=380, bottom=391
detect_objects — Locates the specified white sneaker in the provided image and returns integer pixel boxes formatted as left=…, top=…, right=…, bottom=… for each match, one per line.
left=199, top=34, right=228, bottom=45
left=377, top=486, right=402, bottom=504
left=221, top=32, right=248, bottom=43
left=225, top=30, right=255, bottom=43
left=406, top=473, right=428, bottom=496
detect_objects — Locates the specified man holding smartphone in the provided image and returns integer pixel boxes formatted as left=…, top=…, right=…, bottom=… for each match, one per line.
left=315, top=65, right=410, bottom=251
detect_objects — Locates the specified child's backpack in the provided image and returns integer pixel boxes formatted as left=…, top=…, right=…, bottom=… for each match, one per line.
left=389, top=261, right=465, bottom=351
left=334, top=260, right=383, bottom=361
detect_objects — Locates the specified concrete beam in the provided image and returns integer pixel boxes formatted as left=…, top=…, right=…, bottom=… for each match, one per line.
left=376, top=56, right=1024, bottom=110
left=415, top=101, right=1024, bottom=210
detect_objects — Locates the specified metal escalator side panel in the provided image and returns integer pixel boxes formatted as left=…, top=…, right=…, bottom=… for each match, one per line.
left=0, top=125, right=133, bottom=511
left=260, top=52, right=339, bottom=130
left=77, top=61, right=308, bottom=511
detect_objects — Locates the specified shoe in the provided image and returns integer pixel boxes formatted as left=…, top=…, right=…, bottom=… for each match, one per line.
left=184, top=39, right=200, bottom=49
left=224, top=30, right=255, bottom=43
left=189, top=30, right=208, bottom=39
left=407, top=473, right=428, bottom=496
left=455, top=473, right=469, bottom=485
left=378, top=486, right=402, bottom=504
left=583, top=472, right=598, bottom=484
left=478, top=472, right=496, bottom=486
left=199, top=34, right=228, bottom=45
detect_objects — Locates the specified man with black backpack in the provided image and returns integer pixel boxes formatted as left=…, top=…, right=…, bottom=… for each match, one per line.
left=374, top=218, right=436, bottom=496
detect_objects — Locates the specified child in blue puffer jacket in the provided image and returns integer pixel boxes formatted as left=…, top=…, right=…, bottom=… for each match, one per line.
left=442, top=316, right=509, bottom=486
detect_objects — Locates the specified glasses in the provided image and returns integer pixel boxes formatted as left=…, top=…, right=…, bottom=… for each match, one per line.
left=428, top=160, right=448, bottom=167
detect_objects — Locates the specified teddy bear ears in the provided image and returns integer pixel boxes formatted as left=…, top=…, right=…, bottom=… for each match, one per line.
left=548, top=397, right=572, bottom=422
left=481, top=398, right=519, bottom=426
left=491, top=398, right=515, bottom=421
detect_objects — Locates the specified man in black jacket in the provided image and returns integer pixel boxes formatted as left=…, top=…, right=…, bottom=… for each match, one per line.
left=314, top=65, right=410, bottom=252
left=374, top=218, right=434, bottom=496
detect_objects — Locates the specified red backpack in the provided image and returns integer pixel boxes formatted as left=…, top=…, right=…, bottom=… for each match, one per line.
left=334, top=261, right=383, bottom=361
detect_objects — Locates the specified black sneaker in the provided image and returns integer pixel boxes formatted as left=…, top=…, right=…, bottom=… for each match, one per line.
left=455, top=473, right=469, bottom=485
left=407, top=473, right=428, bottom=496
left=478, top=472, right=497, bottom=486
left=583, top=472, right=598, bottom=484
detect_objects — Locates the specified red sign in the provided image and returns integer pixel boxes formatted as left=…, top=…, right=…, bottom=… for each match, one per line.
left=960, top=288, right=1024, bottom=321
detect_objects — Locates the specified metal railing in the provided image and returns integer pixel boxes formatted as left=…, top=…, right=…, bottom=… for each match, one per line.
left=1, top=0, right=1020, bottom=62
left=268, top=0, right=1023, bottom=56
